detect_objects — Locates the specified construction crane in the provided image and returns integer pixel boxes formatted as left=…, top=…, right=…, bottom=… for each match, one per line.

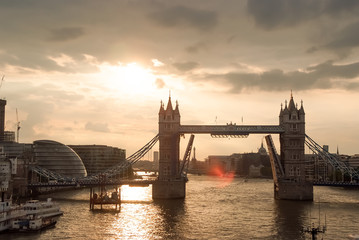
left=0, top=75, right=4, bottom=89
left=16, top=108, right=20, bottom=143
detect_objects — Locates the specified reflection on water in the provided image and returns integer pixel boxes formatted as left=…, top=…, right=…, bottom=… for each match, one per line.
left=274, top=200, right=312, bottom=240
left=3, top=176, right=359, bottom=240
left=121, top=185, right=152, bottom=202
left=153, top=199, right=186, bottom=239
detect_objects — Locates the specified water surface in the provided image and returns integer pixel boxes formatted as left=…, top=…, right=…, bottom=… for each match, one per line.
left=3, top=175, right=359, bottom=240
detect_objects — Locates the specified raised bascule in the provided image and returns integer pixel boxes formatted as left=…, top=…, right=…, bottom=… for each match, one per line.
left=153, top=93, right=313, bottom=200
left=26, top=93, right=359, bottom=201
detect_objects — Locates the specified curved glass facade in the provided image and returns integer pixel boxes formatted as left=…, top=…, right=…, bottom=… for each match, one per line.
left=33, top=140, right=87, bottom=178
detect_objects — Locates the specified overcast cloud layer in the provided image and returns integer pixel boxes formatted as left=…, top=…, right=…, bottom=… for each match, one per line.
left=1, top=0, right=359, bottom=157
left=1, top=0, right=359, bottom=92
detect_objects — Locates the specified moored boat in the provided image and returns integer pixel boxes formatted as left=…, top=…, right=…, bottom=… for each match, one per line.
left=11, top=198, right=63, bottom=231
left=0, top=200, right=25, bottom=232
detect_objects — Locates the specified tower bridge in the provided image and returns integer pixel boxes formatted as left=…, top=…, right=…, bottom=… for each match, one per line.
left=27, top=93, right=359, bottom=201
left=153, top=93, right=312, bottom=200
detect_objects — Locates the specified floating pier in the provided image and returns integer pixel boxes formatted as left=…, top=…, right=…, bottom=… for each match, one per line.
left=89, top=175, right=121, bottom=210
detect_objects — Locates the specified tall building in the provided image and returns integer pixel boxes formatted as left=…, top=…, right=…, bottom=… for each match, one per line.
left=153, top=151, right=159, bottom=171
left=69, top=145, right=126, bottom=176
left=0, top=99, right=6, bottom=141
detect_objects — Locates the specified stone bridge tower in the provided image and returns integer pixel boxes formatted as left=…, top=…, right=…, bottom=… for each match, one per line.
left=152, top=96, right=186, bottom=199
left=157, top=96, right=180, bottom=180
left=278, top=93, right=313, bottom=200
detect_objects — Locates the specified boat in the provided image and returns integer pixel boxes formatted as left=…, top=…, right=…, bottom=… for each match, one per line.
left=11, top=198, right=63, bottom=231
left=0, top=200, right=26, bottom=232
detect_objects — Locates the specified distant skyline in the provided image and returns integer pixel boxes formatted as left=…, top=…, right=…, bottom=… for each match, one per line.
left=1, top=0, right=359, bottom=160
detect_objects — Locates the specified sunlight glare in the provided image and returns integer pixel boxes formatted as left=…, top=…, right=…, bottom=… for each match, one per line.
left=101, top=62, right=157, bottom=95
left=121, top=185, right=152, bottom=202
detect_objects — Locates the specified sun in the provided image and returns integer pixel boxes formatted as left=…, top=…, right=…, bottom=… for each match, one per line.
left=100, top=62, right=157, bottom=95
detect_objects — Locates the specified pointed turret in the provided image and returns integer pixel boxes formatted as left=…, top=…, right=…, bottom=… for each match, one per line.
left=165, top=96, right=173, bottom=113
left=159, top=100, right=165, bottom=115
left=288, top=94, right=296, bottom=112
left=281, top=100, right=290, bottom=123
left=279, top=103, right=284, bottom=117
left=299, top=100, right=305, bottom=114
left=174, top=100, right=180, bottom=116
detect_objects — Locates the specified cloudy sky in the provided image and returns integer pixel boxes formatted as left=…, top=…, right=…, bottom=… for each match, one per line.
left=1, top=0, right=359, bottom=160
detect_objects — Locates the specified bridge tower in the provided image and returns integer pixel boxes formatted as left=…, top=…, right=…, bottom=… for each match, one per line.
left=277, top=93, right=313, bottom=200
left=152, top=96, right=186, bottom=199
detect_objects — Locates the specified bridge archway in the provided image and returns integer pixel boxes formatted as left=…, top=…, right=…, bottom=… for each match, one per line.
left=153, top=95, right=313, bottom=201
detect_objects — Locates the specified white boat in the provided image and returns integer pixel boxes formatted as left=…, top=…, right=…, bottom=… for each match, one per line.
left=11, top=198, right=63, bottom=231
left=0, top=200, right=25, bottom=232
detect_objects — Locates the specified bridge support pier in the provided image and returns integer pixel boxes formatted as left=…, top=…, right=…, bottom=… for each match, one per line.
left=152, top=178, right=186, bottom=199
left=275, top=181, right=313, bottom=201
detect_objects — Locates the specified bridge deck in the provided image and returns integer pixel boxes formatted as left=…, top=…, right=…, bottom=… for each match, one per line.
left=313, top=181, right=359, bottom=187
left=28, top=179, right=157, bottom=188
left=179, top=125, right=284, bottom=134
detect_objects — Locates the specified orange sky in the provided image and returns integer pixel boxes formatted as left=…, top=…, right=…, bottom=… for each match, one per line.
left=1, top=0, right=359, bottom=160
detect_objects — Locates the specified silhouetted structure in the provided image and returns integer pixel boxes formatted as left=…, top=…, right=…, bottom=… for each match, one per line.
left=69, top=145, right=125, bottom=176
left=154, top=94, right=313, bottom=200
left=277, top=93, right=313, bottom=200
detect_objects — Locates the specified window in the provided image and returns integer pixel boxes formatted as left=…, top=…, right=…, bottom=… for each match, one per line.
left=290, top=123, right=298, bottom=131
left=163, top=166, right=170, bottom=176
left=289, top=166, right=294, bottom=176
left=289, top=139, right=299, bottom=147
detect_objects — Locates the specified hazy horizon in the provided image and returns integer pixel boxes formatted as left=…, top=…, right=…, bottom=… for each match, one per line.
left=1, top=0, right=359, bottom=160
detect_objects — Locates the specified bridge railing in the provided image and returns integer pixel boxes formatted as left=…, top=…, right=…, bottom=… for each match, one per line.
left=305, top=134, right=359, bottom=181
left=29, top=165, right=72, bottom=182
left=99, top=134, right=159, bottom=178
left=29, top=134, right=160, bottom=185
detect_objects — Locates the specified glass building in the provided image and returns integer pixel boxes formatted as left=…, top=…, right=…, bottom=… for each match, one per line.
left=33, top=140, right=87, bottom=178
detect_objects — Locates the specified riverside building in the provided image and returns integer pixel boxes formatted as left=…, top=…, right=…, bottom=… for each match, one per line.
left=69, top=145, right=126, bottom=176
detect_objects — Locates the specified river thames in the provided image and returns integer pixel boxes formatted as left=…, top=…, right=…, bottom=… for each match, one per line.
left=3, top=175, right=359, bottom=240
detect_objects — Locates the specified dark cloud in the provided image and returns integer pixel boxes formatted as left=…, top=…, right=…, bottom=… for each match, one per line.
left=324, top=21, right=359, bottom=51
left=48, top=27, right=85, bottom=42
left=205, top=60, right=359, bottom=92
left=172, top=61, right=199, bottom=72
left=247, top=0, right=359, bottom=30
left=323, top=0, right=359, bottom=15
left=307, top=60, right=359, bottom=79
left=149, top=5, right=217, bottom=31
